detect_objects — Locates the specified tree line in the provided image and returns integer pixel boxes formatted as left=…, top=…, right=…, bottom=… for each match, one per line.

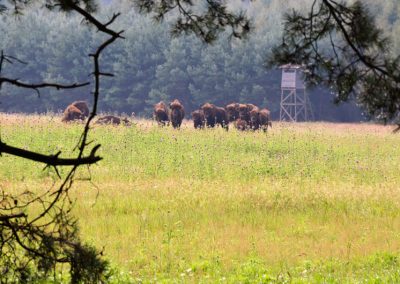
left=0, top=0, right=398, bottom=122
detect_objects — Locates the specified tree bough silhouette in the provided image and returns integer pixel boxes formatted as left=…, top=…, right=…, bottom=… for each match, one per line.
left=270, top=0, right=400, bottom=124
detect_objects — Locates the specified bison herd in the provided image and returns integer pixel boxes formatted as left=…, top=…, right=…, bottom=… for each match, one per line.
left=154, top=100, right=272, bottom=131
left=61, top=99, right=272, bottom=131
left=61, top=101, right=132, bottom=125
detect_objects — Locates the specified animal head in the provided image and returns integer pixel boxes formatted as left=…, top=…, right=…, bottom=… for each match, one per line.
left=154, top=101, right=167, bottom=111
left=170, top=99, right=183, bottom=110
left=250, top=109, right=260, bottom=122
left=201, top=103, right=216, bottom=117
left=235, top=119, right=247, bottom=131
left=191, top=110, right=204, bottom=120
left=238, top=104, right=250, bottom=116
left=225, top=103, right=239, bottom=121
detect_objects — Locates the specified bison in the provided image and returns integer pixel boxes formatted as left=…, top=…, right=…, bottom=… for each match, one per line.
left=95, top=115, right=131, bottom=125
left=61, top=105, right=85, bottom=122
left=259, top=108, right=272, bottom=132
left=225, top=103, right=240, bottom=122
left=215, top=106, right=229, bottom=130
left=249, top=108, right=261, bottom=130
left=238, top=104, right=250, bottom=122
left=169, top=99, right=185, bottom=128
left=239, top=103, right=259, bottom=124
left=234, top=118, right=248, bottom=131
left=70, top=101, right=89, bottom=118
left=201, top=103, right=217, bottom=128
left=249, top=108, right=272, bottom=132
left=191, top=109, right=205, bottom=129
left=201, top=103, right=228, bottom=130
left=153, top=101, right=169, bottom=126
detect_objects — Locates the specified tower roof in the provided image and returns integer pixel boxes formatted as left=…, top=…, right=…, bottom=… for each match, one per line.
left=279, top=64, right=304, bottom=70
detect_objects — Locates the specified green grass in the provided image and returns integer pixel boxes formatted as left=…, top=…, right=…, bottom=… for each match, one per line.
left=1, top=114, right=400, bottom=283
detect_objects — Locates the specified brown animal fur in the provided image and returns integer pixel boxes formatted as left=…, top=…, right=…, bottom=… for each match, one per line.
left=235, top=118, right=248, bottom=131
left=215, top=106, right=229, bottom=130
left=239, top=103, right=258, bottom=123
left=191, top=109, right=205, bottom=129
left=259, top=108, right=272, bottom=132
left=246, top=104, right=257, bottom=111
left=169, top=99, right=185, bottom=128
left=249, top=108, right=261, bottom=130
left=95, top=115, right=131, bottom=125
left=225, top=103, right=240, bottom=122
left=201, top=103, right=217, bottom=128
left=201, top=103, right=228, bottom=130
left=153, top=101, right=169, bottom=126
left=61, top=105, right=84, bottom=122
left=71, top=101, right=89, bottom=117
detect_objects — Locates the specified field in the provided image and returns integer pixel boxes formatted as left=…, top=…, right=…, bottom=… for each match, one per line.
left=1, top=114, right=400, bottom=283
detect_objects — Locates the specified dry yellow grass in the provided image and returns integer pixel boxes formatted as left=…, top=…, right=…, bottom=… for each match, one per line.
left=1, top=113, right=400, bottom=282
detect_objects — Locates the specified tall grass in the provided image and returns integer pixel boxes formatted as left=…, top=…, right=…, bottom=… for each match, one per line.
left=1, top=114, right=400, bottom=282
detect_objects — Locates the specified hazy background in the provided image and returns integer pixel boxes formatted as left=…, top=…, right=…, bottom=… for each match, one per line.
left=0, top=0, right=399, bottom=121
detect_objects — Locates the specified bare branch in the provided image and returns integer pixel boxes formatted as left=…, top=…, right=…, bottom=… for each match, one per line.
left=0, top=141, right=102, bottom=166
left=0, top=77, right=90, bottom=90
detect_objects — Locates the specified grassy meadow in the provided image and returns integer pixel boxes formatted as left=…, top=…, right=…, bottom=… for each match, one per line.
left=1, top=113, right=400, bottom=282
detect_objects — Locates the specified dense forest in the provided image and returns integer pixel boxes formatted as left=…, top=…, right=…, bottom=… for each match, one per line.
left=0, top=0, right=399, bottom=121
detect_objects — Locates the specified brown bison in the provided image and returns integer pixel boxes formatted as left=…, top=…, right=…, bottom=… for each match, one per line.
left=216, top=106, right=229, bottom=130
left=239, top=103, right=259, bottom=124
left=249, top=108, right=261, bottom=130
left=259, top=108, right=272, bottom=132
left=95, top=115, right=131, bottom=125
left=191, top=109, right=205, bottom=129
left=238, top=104, right=250, bottom=122
left=61, top=105, right=85, bottom=122
left=225, top=103, right=240, bottom=122
left=169, top=99, right=185, bottom=128
left=153, top=101, right=169, bottom=126
left=201, top=103, right=217, bottom=127
left=234, top=118, right=248, bottom=131
left=201, top=103, right=229, bottom=130
left=71, top=101, right=90, bottom=118
left=249, top=108, right=272, bottom=132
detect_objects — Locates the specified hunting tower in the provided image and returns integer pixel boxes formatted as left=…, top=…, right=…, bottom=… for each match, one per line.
left=280, top=64, right=313, bottom=122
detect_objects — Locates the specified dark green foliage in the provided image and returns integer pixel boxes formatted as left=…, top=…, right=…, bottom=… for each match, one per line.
left=3, top=1, right=393, bottom=121
left=270, top=0, right=400, bottom=122
left=69, top=243, right=110, bottom=284
left=0, top=217, right=110, bottom=283
left=135, top=0, right=251, bottom=43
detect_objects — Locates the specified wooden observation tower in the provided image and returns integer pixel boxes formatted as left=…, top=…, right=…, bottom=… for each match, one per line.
left=280, top=64, right=313, bottom=122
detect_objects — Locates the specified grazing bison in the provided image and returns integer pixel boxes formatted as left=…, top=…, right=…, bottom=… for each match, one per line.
left=95, top=115, right=131, bottom=125
left=191, top=109, right=205, bottom=129
left=239, top=103, right=259, bottom=123
left=234, top=118, right=248, bottom=131
left=201, top=103, right=229, bottom=130
left=249, top=108, right=272, bottom=132
left=215, top=106, right=229, bottom=130
left=259, top=108, right=272, bottom=132
left=225, top=103, right=240, bottom=122
left=61, top=105, right=85, bottom=122
left=201, top=103, right=217, bottom=128
left=153, top=101, right=169, bottom=126
left=169, top=99, right=185, bottom=128
left=71, top=101, right=90, bottom=118
left=238, top=104, right=250, bottom=122
left=249, top=108, right=261, bottom=130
